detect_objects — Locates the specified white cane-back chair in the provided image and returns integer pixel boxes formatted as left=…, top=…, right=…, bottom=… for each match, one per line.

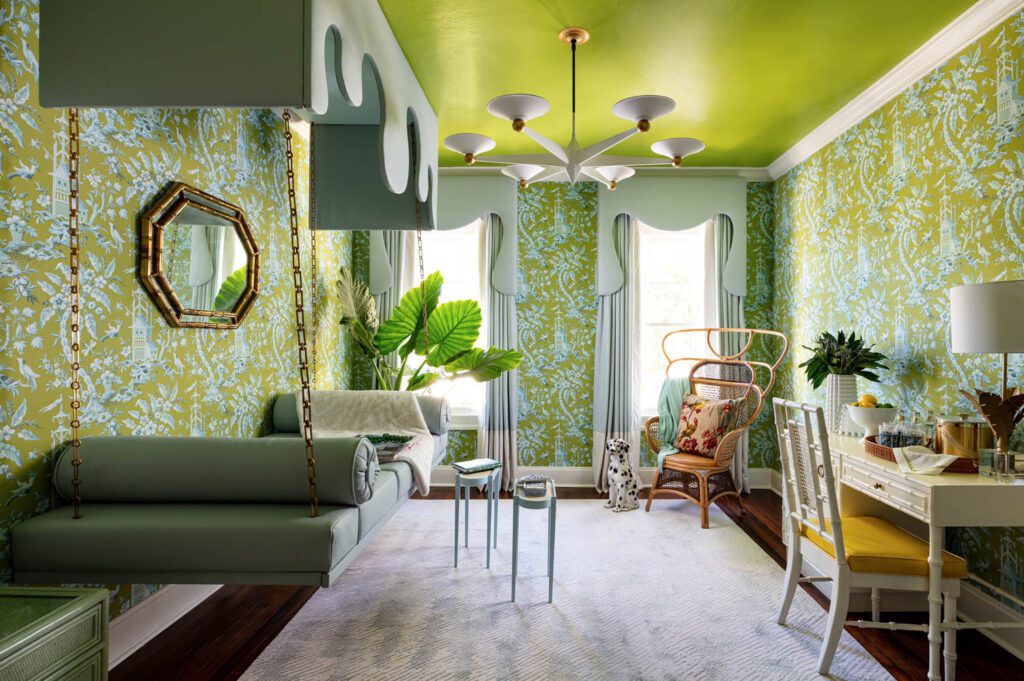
left=772, top=398, right=967, bottom=676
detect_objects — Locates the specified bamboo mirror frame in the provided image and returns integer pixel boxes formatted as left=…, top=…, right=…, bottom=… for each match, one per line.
left=139, top=182, right=261, bottom=329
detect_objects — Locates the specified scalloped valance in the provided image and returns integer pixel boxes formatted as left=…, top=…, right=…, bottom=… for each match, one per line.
left=39, top=0, right=437, bottom=230
left=597, top=176, right=747, bottom=297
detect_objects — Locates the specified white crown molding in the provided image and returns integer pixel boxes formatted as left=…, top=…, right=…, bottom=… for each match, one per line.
left=767, top=0, right=1024, bottom=180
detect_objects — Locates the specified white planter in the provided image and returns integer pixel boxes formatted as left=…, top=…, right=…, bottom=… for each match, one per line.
left=824, top=374, right=858, bottom=434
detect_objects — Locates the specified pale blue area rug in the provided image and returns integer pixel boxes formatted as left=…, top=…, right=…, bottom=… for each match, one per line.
left=241, top=499, right=890, bottom=681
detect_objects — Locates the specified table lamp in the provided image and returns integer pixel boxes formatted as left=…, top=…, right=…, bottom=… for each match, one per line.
left=949, top=280, right=1024, bottom=454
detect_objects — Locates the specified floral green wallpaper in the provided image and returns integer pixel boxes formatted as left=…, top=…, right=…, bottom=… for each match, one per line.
left=0, top=3, right=353, bottom=618
left=771, top=11, right=1024, bottom=607
left=516, top=182, right=599, bottom=467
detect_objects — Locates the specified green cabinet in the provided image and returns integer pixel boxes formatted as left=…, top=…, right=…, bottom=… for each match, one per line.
left=0, top=587, right=108, bottom=681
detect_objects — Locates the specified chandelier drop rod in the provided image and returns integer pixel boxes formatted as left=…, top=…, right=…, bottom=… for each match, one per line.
left=571, top=37, right=576, bottom=140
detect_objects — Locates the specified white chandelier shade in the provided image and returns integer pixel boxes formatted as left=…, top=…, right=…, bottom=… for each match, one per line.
left=443, top=27, right=704, bottom=190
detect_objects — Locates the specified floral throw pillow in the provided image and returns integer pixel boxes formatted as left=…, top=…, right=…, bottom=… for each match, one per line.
left=673, top=394, right=744, bottom=457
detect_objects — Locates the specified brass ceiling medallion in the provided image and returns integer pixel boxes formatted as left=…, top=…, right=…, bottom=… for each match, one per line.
left=139, top=182, right=261, bottom=329
left=557, top=26, right=589, bottom=45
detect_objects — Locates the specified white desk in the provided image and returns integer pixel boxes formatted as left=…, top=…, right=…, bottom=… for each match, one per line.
left=830, top=435, right=1024, bottom=681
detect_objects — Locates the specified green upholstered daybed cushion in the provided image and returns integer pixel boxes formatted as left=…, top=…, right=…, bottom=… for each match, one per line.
left=11, top=436, right=406, bottom=587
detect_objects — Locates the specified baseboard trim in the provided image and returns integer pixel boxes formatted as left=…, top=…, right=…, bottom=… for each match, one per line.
left=432, top=465, right=779, bottom=490
left=959, top=583, right=1024, bottom=661
left=108, top=584, right=220, bottom=668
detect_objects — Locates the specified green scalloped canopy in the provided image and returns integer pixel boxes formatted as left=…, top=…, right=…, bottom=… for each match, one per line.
left=378, top=0, right=975, bottom=168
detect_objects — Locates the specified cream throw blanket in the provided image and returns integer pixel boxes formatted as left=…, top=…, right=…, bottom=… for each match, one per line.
left=303, top=390, right=434, bottom=495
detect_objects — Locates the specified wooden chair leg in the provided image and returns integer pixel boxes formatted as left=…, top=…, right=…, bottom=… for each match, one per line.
left=817, top=571, right=850, bottom=675
left=699, top=472, right=709, bottom=529
left=645, top=470, right=660, bottom=512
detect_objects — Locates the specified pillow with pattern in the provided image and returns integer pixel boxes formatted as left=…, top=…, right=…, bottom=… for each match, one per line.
left=673, top=393, right=745, bottom=457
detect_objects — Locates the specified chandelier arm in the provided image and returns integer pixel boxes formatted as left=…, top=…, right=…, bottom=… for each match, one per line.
left=523, top=127, right=569, bottom=163
left=476, top=153, right=567, bottom=167
left=587, top=154, right=674, bottom=167
left=580, top=166, right=612, bottom=188
left=576, top=127, right=641, bottom=166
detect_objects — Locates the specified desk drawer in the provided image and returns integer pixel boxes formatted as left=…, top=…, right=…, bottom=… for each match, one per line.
left=843, top=458, right=929, bottom=521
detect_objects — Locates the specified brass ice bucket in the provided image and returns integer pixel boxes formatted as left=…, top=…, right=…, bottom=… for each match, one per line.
left=935, top=413, right=994, bottom=459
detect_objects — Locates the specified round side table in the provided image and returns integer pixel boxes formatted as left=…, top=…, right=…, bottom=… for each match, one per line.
left=511, top=475, right=557, bottom=603
left=453, top=466, right=501, bottom=568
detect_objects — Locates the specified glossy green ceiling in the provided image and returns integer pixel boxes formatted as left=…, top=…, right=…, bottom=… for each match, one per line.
left=378, top=0, right=977, bottom=168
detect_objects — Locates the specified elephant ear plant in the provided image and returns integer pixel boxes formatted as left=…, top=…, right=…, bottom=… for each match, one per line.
left=337, top=267, right=523, bottom=391
left=798, top=330, right=889, bottom=389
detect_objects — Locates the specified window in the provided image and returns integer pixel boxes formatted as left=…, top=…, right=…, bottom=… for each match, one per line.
left=403, top=220, right=487, bottom=416
left=637, top=221, right=708, bottom=414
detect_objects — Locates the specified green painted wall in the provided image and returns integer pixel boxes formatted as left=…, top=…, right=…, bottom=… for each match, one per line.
left=0, top=8, right=354, bottom=617
left=770, top=10, right=1024, bottom=607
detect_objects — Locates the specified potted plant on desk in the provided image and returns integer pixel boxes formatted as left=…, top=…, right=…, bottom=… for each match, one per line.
left=799, top=330, right=889, bottom=433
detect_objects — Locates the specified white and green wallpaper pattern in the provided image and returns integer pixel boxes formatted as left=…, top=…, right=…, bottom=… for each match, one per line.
left=769, top=10, right=1024, bottom=607
left=0, top=3, right=354, bottom=617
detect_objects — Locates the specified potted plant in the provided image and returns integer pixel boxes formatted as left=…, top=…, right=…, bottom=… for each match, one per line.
left=337, top=267, right=522, bottom=391
left=799, top=331, right=889, bottom=433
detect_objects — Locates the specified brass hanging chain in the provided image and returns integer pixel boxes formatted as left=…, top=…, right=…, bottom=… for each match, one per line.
left=67, top=108, right=83, bottom=520
left=282, top=110, right=318, bottom=518
left=412, top=133, right=429, bottom=358
left=309, top=123, right=318, bottom=384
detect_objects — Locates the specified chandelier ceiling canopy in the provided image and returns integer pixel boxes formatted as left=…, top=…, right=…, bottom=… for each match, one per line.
left=443, top=27, right=704, bottom=189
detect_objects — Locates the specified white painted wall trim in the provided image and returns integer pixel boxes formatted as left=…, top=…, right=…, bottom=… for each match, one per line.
left=108, top=584, right=220, bottom=669
left=767, top=0, right=1024, bottom=179
left=959, top=582, right=1024, bottom=661
left=439, top=166, right=774, bottom=181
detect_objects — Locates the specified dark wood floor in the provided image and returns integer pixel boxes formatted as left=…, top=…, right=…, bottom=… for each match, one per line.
left=112, top=489, right=1021, bottom=681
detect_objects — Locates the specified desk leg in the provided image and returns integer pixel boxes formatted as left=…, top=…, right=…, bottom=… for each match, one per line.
left=464, top=486, right=470, bottom=548
left=511, top=502, right=519, bottom=603
left=944, top=592, right=957, bottom=681
left=927, top=524, right=943, bottom=681
left=493, top=472, right=499, bottom=544
left=454, top=479, right=460, bottom=568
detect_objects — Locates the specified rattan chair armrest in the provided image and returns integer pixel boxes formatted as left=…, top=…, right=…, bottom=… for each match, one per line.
left=644, top=416, right=663, bottom=453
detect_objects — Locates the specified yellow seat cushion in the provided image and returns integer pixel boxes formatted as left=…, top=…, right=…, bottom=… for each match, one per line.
left=802, top=516, right=968, bottom=579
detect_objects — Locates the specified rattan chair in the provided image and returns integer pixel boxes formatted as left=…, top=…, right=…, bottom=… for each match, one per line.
left=644, top=327, right=789, bottom=527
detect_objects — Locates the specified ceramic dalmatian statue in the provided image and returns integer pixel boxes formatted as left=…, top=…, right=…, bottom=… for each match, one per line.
left=603, top=438, right=640, bottom=512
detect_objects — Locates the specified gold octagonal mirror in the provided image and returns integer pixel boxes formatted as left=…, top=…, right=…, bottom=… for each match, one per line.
left=139, top=182, right=260, bottom=328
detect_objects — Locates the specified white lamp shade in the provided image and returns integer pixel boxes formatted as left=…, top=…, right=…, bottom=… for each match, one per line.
left=443, top=133, right=496, bottom=156
left=612, top=95, right=676, bottom=123
left=501, top=164, right=545, bottom=183
left=593, top=165, right=635, bottom=184
left=651, top=137, right=706, bottom=161
left=949, top=280, right=1024, bottom=353
left=487, top=94, right=550, bottom=122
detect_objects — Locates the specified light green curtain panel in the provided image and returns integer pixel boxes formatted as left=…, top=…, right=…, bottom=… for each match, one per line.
left=373, top=230, right=405, bottom=387
left=592, top=214, right=640, bottom=493
left=482, top=214, right=519, bottom=490
left=714, top=214, right=749, bottom=493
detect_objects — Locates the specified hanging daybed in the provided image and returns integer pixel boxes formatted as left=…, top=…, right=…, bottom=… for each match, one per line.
left=12, top=0, right=441, bottom=587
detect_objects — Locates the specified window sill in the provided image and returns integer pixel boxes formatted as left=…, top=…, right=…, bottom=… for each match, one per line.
left=450, top=411, right=481, bottom=430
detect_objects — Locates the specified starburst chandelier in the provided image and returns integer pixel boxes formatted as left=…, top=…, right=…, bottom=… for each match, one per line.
left=444, top=27, right=705, bottom=189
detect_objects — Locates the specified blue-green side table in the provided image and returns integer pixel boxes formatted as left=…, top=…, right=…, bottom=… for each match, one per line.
left=453, top=466, right=501, bottom=568
left=511, top=475, right=557, bottom=603
left=0, top=586, right=109, bottom=680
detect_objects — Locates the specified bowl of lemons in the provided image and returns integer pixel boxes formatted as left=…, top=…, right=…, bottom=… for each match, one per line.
left=846, top=394, right=897, bottom=438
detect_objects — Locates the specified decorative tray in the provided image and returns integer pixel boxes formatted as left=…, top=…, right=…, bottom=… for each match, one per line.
left=863, top=436, right=978, bottom=473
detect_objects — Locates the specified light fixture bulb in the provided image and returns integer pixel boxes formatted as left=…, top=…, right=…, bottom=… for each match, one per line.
left=651, top=138, right=706, bottom=166
left=501, top=163, right=545, bottom=187
left=610, top=180, right=618, bottom=190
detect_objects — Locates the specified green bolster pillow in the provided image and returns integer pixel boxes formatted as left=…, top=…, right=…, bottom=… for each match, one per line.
left=53, top=436, right=379, bottom=506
